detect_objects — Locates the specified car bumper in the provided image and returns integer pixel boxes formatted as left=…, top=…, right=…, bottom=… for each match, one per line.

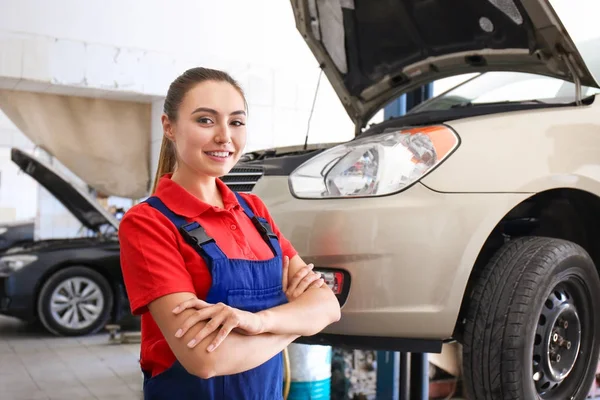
left=0, top=273, right=36, bottom=321
left=253, top=176, right=531, bottom=343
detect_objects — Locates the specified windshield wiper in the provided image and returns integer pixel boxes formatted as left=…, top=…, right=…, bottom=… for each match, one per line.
left=450, top=99, right=547, bottom=108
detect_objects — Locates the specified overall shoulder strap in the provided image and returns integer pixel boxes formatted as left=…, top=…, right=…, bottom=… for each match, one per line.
left=145, top=196, right=186, bottom=226
left=234, top=192, right=282, bottom=257
left=144, top=196, right=226, bottom=262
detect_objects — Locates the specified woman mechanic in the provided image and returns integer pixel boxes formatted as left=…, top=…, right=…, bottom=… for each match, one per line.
left=118, top=67, right=341, bottom=399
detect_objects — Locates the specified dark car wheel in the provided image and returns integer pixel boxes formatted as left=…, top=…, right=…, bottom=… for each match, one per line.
left=37, top=266, right=114, bottom=337
left=462, top=236, right=600, bottom=400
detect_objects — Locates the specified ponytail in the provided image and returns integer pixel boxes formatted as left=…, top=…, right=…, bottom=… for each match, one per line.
left=151, top=136, right=176, bottom=194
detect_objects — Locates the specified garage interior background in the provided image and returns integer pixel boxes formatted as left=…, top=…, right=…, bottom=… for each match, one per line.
left=0, top=0, right=491, bottom=235
left=0, top=0, right=597, bottom=398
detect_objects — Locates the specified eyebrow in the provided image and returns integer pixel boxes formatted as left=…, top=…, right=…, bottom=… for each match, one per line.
left=191, top=107, right=246, bottom=116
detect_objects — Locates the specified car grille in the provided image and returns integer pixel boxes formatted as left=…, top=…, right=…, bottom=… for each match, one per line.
left=221, top=166, right=264, bottom=192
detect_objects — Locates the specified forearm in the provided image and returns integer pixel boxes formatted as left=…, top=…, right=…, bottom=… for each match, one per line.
left=258, top=287, right=341, bottom=337
left=149, top=292, right=299, bottom=379
left=193, top=329, right=298, bottom=378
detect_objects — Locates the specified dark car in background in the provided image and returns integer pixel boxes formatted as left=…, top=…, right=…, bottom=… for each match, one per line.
left=0, top=220, right=34, bottom=254
left=0, top=148, right=130, bottom=336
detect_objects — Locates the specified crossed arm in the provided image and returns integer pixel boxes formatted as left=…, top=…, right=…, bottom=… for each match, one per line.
left=147, top=254, right=341, bottom=379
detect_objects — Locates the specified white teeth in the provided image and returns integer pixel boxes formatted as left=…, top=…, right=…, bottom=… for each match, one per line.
left=206, top=151, right=230, bottom=158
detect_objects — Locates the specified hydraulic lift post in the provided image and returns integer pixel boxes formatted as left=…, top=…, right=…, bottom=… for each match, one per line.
left=376, top=83, right=433, bottom=400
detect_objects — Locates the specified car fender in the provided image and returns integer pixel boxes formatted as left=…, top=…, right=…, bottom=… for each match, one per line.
left=421, top=95, right=600, bottom=195
left=438, top=190, right=535, bottom=338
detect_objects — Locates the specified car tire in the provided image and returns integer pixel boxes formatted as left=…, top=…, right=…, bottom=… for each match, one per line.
left=462, top=236, right=600, bottom=400
left=37, top=266, right=114, bottom=337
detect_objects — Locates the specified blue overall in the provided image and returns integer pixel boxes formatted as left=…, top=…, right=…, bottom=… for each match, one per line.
left=141, top=192, right=288, bottom=400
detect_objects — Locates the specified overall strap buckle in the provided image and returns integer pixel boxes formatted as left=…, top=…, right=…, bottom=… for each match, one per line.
left=144, top=196, right=226, bottom=264
left=179, top=222, right=215, bottom=249
left=252, top=216, right=281, bottom=257
left=252, top=216, right=277, bottom=241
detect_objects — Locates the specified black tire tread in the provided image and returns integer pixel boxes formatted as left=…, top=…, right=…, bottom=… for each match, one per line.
left=462, top=236, right=598, bottom=400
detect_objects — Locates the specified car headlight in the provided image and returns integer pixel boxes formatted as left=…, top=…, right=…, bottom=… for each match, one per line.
left=0, top=254, right=38, bottom=273
left=289, top=125, right=460, bottom=198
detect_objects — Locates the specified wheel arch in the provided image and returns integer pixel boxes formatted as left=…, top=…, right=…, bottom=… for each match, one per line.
left=453, top=187, right=600, bottom=342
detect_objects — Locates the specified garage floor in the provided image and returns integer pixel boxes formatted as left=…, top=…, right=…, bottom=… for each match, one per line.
left=0, top=316, right=143, bottom=400
left=3, top=314, right=599, bottom=400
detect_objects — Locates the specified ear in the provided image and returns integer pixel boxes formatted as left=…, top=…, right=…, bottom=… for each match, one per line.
left=161, top=114, right=176, bottom=142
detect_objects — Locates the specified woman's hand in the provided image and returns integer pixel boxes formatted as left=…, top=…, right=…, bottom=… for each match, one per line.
left=282, top=255, right=325, bottom=302
left=172, top=299, right=264, bottom=352
left=170, top=257, right=325, bottom=352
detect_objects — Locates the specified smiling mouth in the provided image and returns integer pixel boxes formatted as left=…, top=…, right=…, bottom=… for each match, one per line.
left=204, top=151, right=233, bottom=158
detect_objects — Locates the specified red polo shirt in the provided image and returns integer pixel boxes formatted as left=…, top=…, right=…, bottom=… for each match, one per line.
left=118, top=174, right=297, bottom=377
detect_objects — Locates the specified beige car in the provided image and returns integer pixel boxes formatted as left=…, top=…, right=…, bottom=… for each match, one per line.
left=224, top=1, right=600, bottom=399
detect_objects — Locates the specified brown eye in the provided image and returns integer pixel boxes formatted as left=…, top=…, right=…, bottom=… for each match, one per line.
left=197, top=117, right=213, bottom=124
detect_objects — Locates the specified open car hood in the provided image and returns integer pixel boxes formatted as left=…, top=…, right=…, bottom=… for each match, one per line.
left=11, top=148, right=119, bottom=232
left=291, top=0, right=599, bottom=131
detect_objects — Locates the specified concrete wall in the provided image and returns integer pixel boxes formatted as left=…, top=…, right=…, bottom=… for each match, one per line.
left=0, top=112, right=37, bottom=223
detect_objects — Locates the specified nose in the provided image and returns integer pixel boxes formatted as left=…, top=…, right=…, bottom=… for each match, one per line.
left=215, top=122, right=232, bottom=144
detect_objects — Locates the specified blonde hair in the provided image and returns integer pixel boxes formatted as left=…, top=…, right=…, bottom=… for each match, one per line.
left=151, top=67, right=247, bottom=194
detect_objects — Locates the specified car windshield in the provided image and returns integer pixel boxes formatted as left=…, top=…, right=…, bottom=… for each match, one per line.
left=409, top=36, right=600, bottom=114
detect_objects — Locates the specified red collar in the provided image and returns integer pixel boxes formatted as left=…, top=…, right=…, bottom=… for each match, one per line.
left=153, top=174, right=240, bottom=218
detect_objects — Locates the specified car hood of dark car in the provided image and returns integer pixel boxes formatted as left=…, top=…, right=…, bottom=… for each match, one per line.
left=11, top=148, right=119, bottom=232
left=290, top=0, right=599, bottom=131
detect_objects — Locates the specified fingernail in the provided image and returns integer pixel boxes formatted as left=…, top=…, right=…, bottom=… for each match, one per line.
left=187, top=339, right=196, bottom=348
left=207, top=344, right=215, bottom=352
left=172, top=306, right=179, bottom=313
left=308, top=264, right=314, bottom=269
left=175, top=329, right=182, bottom=338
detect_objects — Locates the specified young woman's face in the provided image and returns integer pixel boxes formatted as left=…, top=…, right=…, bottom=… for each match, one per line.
left=167, top=80, right=247, bottom=178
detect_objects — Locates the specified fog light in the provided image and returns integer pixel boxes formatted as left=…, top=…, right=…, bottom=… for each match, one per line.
left=315, top=270, right=344, bottom=295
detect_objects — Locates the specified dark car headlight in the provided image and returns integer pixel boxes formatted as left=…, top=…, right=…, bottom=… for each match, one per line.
left=0, top=255, right=38, bottom=274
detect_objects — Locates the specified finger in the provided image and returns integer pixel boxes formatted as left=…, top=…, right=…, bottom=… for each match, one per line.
left=188, top=311, right=228, bottom=348
left=175, top=307, right=216, bottom=338
left=309, top=278, right=325, bottom=289
left=287, top=264, right=313, bottom=294
left=293, top=272, right=322, bottom=298
left=282, top=255, right=290, bottom=291
left=299, top=271, right=322, bottom=291
left=173, top=298, right=211, bottom=314
left=207, top=317, right=239, bottom=352
left=172, top=297, right=197, bottom=313
left=287, top=265, right=315, bottom=292
left=313, top=273, right=325, bottom=287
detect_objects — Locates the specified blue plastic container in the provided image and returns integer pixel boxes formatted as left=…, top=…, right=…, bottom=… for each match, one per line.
left=286, top=343, right=332, bottom=399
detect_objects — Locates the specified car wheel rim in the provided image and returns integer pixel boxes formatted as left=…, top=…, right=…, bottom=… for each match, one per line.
left=533, top=283, right=582, bottom=396
left=49, top=277, right=104, bottom=330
